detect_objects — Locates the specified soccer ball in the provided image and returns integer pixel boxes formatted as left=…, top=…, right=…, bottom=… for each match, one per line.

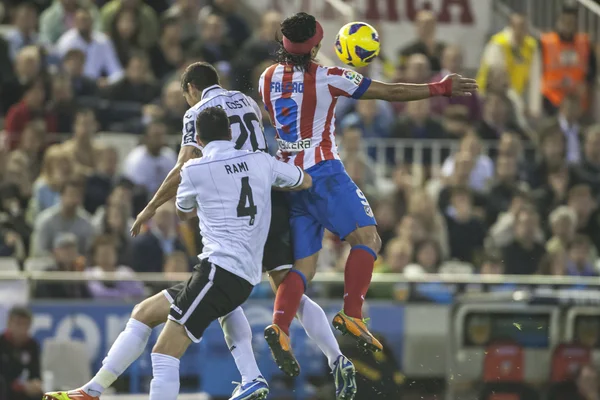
left=334, top=22, right=380, bottom=68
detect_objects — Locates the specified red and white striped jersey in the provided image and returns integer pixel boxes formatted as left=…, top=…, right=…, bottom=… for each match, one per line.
left=259, top=62, right=372, bottom=170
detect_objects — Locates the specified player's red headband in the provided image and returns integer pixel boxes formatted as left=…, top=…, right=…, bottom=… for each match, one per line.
left=282, top=21, right=324, bottom=55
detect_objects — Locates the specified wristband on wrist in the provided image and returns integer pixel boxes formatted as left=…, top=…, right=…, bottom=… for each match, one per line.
left=428, top=79, right=452, bottom=97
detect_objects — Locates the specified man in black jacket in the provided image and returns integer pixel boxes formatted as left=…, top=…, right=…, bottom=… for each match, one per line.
left=0, top=307, right=42, bottom=400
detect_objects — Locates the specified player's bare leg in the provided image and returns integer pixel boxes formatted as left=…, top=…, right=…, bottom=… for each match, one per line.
left=332, top=225, right=383, bottom=353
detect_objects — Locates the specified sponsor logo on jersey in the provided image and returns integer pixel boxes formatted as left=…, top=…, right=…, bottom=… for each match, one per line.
left=277, top=138, right=311, bottom=152
left=183, top=120, right=195, bottom=144
left=343, top=70, right=363, bottom=86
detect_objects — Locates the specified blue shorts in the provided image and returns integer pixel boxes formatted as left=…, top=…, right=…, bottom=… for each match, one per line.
left=287, top=160, right=377, bottom=260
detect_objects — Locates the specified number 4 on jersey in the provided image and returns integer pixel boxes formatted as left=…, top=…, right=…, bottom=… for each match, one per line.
left=237, top=177, right=257, bottom=225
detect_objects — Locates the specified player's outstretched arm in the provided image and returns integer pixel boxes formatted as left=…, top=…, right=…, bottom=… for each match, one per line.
left=130, top=146, right=202, bottom=236
left=361, top=73, right=478, bottom=102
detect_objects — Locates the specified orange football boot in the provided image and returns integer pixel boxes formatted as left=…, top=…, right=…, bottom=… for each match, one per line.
left=264, top=324, right=300, bottom=377
left=333, top=311, right=383, bottom=353
left=43, top=389, right=99, bottom=400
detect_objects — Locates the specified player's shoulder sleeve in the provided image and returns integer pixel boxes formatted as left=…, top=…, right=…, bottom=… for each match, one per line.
left=181, top=108, right=202, bottom=150
left=324, top=66, right=372, bottom=99
left=262, top=153, right=304, bottom=189
left=175, top=163, right=198, bottom=213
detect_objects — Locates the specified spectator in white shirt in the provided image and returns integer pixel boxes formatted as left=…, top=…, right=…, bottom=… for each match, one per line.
left=55, top=7, right=123, bottom=85
left=442, top=133, right=494, bottom=192
left=6, top=3, right=40, bottom=61
left=122, top=120, right=176, bottom=195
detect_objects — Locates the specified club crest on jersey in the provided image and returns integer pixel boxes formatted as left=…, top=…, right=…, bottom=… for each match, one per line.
left=343, top=70, right=363, bottom=86
left=277, top=138, right=311, bottom=152
left=364, top=205, right=374, bottom=217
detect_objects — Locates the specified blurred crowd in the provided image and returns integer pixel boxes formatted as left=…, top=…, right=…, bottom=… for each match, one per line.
left=0, top=0, right=599, bottom=302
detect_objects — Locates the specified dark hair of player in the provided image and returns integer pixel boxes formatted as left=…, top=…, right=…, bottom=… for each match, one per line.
left=196, top=107, right=230, bottom=144
left=275, top=12, right=317, bottom=72
left=181, top=62, right=220, bottom=93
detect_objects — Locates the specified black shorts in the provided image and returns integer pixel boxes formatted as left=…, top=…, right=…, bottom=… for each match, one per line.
left=167, top=259, right=253, bottom=342
left=263, top=190, right=294, bottom=272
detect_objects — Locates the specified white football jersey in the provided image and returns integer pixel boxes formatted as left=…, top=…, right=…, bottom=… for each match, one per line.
left=175, top=140, right=304, bottom=285
left=181, top=85, right=268, bottom=153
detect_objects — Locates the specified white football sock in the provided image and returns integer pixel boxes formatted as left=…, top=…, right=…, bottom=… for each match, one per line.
left=297, top=295, right=342, bottom=370
left=219, top=307, right=262, bottom=385
left=149, top=353, right=180, bottom=400
left=82, top=318, right=152, bottom=396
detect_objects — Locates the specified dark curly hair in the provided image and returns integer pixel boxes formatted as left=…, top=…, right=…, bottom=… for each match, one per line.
left=275, top=12, right=318, bottom=72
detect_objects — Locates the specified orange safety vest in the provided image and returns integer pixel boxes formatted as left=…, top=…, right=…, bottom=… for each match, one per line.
left=541, top=32, right=590, bottom=108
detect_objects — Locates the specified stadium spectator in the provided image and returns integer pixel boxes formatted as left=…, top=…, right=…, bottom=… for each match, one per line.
left=574, top=364, right=600, bottom=400
left=476, top=91, right=523, bottom=140
left=5, top=2, right=40, bottom=61
left=29, top=146, right=73, bottom=221
left=2, top=152, right=33, bottom=218
left=486, top=155, right=523, bottom=225
left=0, top=307, right=42, bottom=400
left=477, top=13, right=541, bottom=118
left=391, top=99, right=446, bottom=140
left=100, top=0, right=159, bottom=50
left=576, top=125, right=600, bottom=193
left=548, top=94, right=584, bottom=164
left=130, top=202, right=187, bottom=273
left=412, top=239, right=443, bottom=273
left=546, top=205, right=578, bottom=255
left=86, top=234, right=144, bottom=299
left=379, top=238, right=413, bottom=274
left=5, top=79, right=57, bottom=150
left=566, top=234, right=597, bottom=276
left=540, top=4, right=596, bottom=115
left=84, top=146, right=119, bottom=214
left=441, top=105, right=471, bottom=139
left=30, top=179, right=94, bottom=257
left=51, top=73, right=76, bottom=133
left=0, top=182, right=32, bottom=252
left=189, top=13, right=235, bottom=67
left=161, top=0, right=200, bottom=47
left=481, top=65, right=530, bottom=135
left=0, top=228, right=25, bottom=260
left=395, top=214, right=426, bottom=246
left=39, top=0, right=101, bottom=44
left=340, top=99, right=392, bottom=139
left=488, top=190, right=543, bottom=248
left=122, top=120, right=176, bottom=195
left=33, top=232, right=90, bottom=298
left=148, top=17, right=183, bottom=81
left=108, top=7, right=142, bottom=66
left=437, top=152, right=482, bottom=215
left=528, top=125, right=571, bottom=189
left=201, top=0, right=251, bottom=49
left=338, top=127, right=377, bottom=198
left=102, top=52, right=160, bottom=104
left=61, top=49, right=98, bottom=97
left=445, top=187, right=485, bottom=264
left=441, top=133, right=494, bottom=192
left=164, top=250, right=190, bottom=275
left=374, top=200, right=399, bottom=253
left=404, top=53, right=431, bottom=84
left=56, top=7, right=124, bottom=84
left=501, top=207, right=546, bottom=275
left=92, top=179, right=135, bottom=230
left=1, top=45, right=41, bottom=113
left=533, top=165, right=573, bottom=220
left=398, top=10, right=445, bottom=73
left=537, top=250, right=567, bottom=275
left=59, top=108, right=102, bottom=174
left=568, top=184, right=600, bottom=252
left=431, top=45, right=482, bottom=121
left=233, top=10, right=282, bottom=93
left=407, top=189, right=449, bottom=258
left=480, top=251, right=505, bottom=274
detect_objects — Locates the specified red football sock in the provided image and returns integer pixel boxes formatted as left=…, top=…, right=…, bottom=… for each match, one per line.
left=273, top=270, right=306, bottom=336
left=343, top=246, right=376, bottom=319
